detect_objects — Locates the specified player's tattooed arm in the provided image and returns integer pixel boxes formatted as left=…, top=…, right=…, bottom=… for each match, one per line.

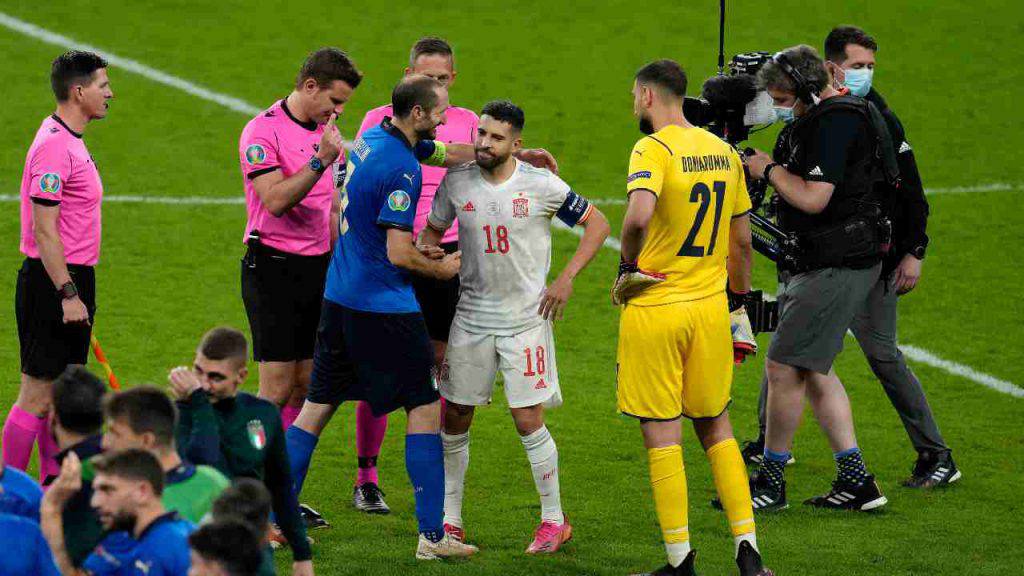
left=387, top=228, right=460, bottom=279
left=540, top=207, right=611, bottom=320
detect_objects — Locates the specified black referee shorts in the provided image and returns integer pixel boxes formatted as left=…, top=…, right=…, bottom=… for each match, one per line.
left=411, top=241, right=460, bottom=342
left=308, top=299, right=438, bottom=416
left=241, top=240, right=330, bottom=363
left=15, top=258, right=96, bottom=379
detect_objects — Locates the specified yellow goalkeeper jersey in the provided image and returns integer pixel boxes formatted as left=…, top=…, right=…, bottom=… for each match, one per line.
left=625, top=124, right=752, bottom=306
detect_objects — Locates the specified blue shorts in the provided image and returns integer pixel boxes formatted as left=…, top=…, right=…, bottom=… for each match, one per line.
left=308, top=299, right=438, bottom=415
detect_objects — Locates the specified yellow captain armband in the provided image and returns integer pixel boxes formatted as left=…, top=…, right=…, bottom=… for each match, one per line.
left=422, top=140, right=447, bottom=167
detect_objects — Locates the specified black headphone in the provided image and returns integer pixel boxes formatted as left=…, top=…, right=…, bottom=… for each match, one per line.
left=772, top=51, right=819, bottom=105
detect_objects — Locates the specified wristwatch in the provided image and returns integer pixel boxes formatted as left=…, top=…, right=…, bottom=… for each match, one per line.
left=909, top=245, right=926, bottom=260
left=763, top=162, right=780, bottom=183
left=57, top=281, right=78, bottom=300
left=308, top=155, right=326, bottom=174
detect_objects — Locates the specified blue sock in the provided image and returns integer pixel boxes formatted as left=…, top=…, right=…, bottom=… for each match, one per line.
left=834, top=447, right=868, bottom=485
left=758, top=449, right=791, bottom=489
left=405, top=433, right=445, bottom=542
left=286, top=425, right=319, bottom=497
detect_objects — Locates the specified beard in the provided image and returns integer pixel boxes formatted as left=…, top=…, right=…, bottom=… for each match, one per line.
left=414, top=123, right=437, bottom=142
left=101, top=511, right=137, bottom=532
left=638, top=115, right=654, bottom=135
left=474, top=148, right=509, bottom=170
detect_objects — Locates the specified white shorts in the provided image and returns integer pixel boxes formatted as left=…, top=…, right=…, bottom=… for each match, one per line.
left=439, top=321, right=562, bottom=409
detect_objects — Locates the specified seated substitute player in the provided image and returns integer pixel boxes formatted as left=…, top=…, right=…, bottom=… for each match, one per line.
left=41, top=449, right=195, bottom=576
left=188, top=518, right=265, bottom=576
left=285, top=75, right=478, bottom=561
left=614, top=60, right=772, bottom=576
left=170, top=327, right=313, bottom=576
left=419, top=99, right=609, bottom=553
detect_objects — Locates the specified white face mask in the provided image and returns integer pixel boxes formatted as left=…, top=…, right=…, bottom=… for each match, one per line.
left=843, top=67, right=874, bottom=97
left=773, top=104, right=796, bottom=124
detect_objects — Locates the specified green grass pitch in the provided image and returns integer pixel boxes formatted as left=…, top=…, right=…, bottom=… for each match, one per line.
left=1, top=1, right=1023, bottom=574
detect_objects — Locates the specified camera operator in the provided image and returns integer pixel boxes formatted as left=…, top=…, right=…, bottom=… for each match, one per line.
left=821, top=25, right=958, bottom=488
left=742, top=45, right=889, bottom=512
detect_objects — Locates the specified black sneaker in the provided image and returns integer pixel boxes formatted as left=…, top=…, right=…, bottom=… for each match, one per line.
left=902, top=451, right=961, bottom=488
left=299, top=503, right=330, bottom=530
left=736, top=541, right=774, bottom=576
left=629, top=550, right=697, bottom=576
left=712, top=473, right=787, bottom=512
left=804, top=474, right=887, bottom=511
left=353, top=482, right=391, bottom=515
left=741, top=439, right=795, bottom=466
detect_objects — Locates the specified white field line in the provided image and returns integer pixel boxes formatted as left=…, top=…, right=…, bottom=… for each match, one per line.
left=2, top=10, right=1019, bottom=398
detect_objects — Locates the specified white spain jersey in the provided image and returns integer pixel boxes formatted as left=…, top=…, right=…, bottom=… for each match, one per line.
left=428, top=160, right=593, bottom=335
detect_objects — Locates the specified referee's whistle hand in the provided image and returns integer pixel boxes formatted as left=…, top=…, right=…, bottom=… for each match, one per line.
left=317, top=113, right=343, bottom=163
left=61, top=296, right=90, bottom=325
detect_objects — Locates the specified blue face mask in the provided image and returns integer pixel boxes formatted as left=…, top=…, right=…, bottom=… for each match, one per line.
left=774, top=105, right=796, bottom=124
left=843, top=68, right=873, bottom=97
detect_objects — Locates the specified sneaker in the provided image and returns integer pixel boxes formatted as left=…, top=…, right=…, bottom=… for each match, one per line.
left=525, top=518, right=573, bottom=554
left=714, top=474, right=787, bottom=512
left=268, top=523, right=314, bottom=550
left=741, top=439, right=795, bottom=466
left=736, top=541, right=774, bottom=576
left=353, top=482, right=391, bottom=515
left=629, top=550, right=697, bottom=575
left=444, top=523, right=465, bottom=543
left=415, top=532, right=479, bottom=560
left=902, top=451, right=961, bottom=488
left=804, top=474, right=887, bottom=511
left=299, top=503, right=330, bottom=530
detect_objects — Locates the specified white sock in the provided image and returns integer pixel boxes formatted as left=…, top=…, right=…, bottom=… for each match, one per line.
left=666, top=541, right=692, bottom=567
left=520, top=425, right=564, bottom=525
left=735, top=532, right=758, bottom=558
left=441, top=431, right=469, bottom=527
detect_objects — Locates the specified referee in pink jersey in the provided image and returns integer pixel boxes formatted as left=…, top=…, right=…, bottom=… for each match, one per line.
left=238, top=48, right=359, bottom=457
left=5, top=51, right=113, bottom=482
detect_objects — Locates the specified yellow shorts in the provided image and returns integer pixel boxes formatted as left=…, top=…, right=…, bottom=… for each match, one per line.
left=616, top=292, right=733, bottom=420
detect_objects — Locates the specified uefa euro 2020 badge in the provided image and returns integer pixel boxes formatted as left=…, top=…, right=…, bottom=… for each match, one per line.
left=245, top=144, right=267, bottom=166
left=388, top=189, right=411, bottom=212
left=247, top=419, right=267, bottom=450
left=39, top=173, right=62, bottom=195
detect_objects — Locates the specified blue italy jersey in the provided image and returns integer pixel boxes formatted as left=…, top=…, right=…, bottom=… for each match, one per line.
left=325, top=118, right=436, bottom=313
left=0, top=513, right=59, bottom=576
left=0, top=463, right=43, bottom=520
left=83, top=512, right=195, bottom=575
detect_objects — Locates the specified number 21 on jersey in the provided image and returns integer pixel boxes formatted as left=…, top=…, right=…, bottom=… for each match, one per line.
left=678, top=180, right=726, bottom=257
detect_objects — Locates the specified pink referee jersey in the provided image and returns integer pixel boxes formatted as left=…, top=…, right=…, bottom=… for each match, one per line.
left=239, top=99, right=340, bottom=256
left=20, top=115, right=104, bottom=267
left=358, top=104, right=478, bottom=243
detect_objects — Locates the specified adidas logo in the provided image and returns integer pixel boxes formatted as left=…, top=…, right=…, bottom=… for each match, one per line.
left=809, top=166, right=824, bottom=177
left=462, top=201, right=476, bottom=212
left=534, top=379, right=547, bottom=390
left=899, top=141, right=912, bottom=153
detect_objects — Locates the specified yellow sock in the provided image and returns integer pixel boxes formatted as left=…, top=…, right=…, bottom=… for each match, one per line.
left=707, top=438, right=756, bottom=538
left=648, top=445, right=690, bottom=566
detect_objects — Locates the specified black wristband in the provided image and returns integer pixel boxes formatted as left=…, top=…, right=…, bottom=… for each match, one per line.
left=619, top=259, right=638, bottom=275
left=727, top=286, right=748, bottom=312
left=57, top=281, right=78, bottom=300
left=763, top=162, right=780, bottom=183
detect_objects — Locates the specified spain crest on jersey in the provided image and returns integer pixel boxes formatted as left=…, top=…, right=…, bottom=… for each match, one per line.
left=513, top=197, right=529, bottom=218
left=247, top=419, right=267, bottom=450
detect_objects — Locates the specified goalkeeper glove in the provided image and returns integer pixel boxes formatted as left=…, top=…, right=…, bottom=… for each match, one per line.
left=611, top=260, right=666, bottom=306
left=730, top=306, right=758, bottom=364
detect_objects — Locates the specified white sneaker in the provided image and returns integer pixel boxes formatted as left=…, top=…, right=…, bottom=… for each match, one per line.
left=415, top=532, right=479, bottom=560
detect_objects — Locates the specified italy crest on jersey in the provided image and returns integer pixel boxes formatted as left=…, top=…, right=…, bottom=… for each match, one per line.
left=245, top=144, right=266, bottom=165
left=247, top=419, right=267, bottom=450
left=39, top=173, right=62, bottom=194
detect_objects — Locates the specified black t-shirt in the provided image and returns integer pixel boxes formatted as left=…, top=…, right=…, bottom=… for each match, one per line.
left=775, top=104, right=876, bottom=234
left=865, top=89, right=929, bottom=270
